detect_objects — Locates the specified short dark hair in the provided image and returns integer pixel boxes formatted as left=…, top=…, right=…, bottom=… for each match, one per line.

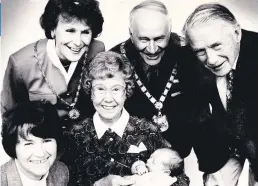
left=40, top=0, right=104, bottom=39
left=82, top=51, right=135, bottom=98
left=183, top=3, right=238, bottom=44
left=2, top=101, right=64, bottom=158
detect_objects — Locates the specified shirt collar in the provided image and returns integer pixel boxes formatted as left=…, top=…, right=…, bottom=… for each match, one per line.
left=15, top=159, right=48, bottom=186
left=93, top=108, right=130, bottom=139
left=232, top=54, right=239, bottom=70
left=46, top=39, right=78, bottom=85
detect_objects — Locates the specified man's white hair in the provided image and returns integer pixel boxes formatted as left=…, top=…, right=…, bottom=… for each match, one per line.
left=129, top=0, right=171, bottom=32
left=182, top=3, right=239, bottom=45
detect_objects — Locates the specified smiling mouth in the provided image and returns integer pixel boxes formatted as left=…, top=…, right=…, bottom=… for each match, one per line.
left=30, top=157, right=49, bottom=164
left=102, top=105, right=117, bottom=110
left=210, top=62, right=224, bottom=71
left=67, top=46, right=83, bottom=53
left=145, top=53, right=160, bottom=59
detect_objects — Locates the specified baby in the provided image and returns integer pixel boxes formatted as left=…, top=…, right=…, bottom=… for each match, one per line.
left=131, top=148, right=185, bottom=186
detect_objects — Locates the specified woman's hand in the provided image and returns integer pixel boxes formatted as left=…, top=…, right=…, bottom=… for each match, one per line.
left=94, top=174, right=135, bottom=186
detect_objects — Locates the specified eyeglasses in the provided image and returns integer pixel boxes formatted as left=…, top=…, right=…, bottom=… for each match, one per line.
left=92, top=85, right=126, bottom=98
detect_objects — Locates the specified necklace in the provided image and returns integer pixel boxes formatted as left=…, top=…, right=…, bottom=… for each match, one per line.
left=120, top=42, right=178, bottom=132
left=34, top=40, right=87, bottom=120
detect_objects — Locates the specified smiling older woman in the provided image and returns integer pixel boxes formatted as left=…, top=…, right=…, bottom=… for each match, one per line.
left=1, top=101, right=68, bottom=186
left=1, top=0, right=104, bottom=123
left=60, top=51, right=172, bottom=186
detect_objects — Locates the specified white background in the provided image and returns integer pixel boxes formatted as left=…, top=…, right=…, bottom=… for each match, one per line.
left=1, top=0, right=258, bottom=185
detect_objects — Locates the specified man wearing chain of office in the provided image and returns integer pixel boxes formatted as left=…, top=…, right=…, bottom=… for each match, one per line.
left=111, top=0, right=196, bottom=159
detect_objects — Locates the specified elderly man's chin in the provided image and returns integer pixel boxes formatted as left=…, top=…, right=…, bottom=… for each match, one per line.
left=210, top=67, right=232, bottom=77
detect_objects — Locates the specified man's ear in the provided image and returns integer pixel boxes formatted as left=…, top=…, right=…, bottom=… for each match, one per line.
left=164, top=170, right=171, bottom=175
left=168, top=17, right=172, bottom=33
left=234, top=23, right=242, bottom=43
left=129, top=28, right=134, bottom=43
left=129, top=28, right=132, bottom=36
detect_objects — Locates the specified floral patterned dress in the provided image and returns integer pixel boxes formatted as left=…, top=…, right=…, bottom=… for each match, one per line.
left=61, top=116, right=189, bottom=186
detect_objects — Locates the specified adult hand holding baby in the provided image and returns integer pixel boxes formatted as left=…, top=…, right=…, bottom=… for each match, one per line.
left=130, top=172, right=177, bottom=186
left=94, top=174, right=136, bottom=186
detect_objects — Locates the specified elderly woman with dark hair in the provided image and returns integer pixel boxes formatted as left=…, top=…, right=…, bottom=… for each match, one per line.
left=61, top=51, right=189, bottom=186
left=1, top=101, right=69, bottom=186
left=1, top=0, right=104, bottom=123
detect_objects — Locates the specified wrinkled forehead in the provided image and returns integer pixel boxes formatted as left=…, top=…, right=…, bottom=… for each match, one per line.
left=187, top=20, right=235, bottom=46
left=189, top=18, right=234, bottom=31
left=131, top=9, right=170, bottom=32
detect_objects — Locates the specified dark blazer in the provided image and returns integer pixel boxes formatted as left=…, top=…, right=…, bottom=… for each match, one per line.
left=1, top=159, right=69, bottom=186
left=1, top=39, right=104, bottom=121
left=192, top=30, right=258, bottom=178
left=110, top=33, right=197, bottom=158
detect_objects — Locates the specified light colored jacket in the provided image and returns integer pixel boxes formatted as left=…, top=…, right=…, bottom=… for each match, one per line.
left=1, top=38, right=104, bottom=118
left=1, top=159, right=69, bottom=186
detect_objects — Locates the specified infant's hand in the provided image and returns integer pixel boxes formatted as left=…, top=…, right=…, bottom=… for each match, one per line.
left=131, top=160, right=147, bottom=175
left=94, top=175, right=135, bottom=186
left=136, top=164, right=148, bottom=175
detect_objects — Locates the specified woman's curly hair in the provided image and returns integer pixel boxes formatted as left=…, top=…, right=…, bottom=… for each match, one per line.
left=82, top=51, right=135, bottom=98
left=40, top=0, right=104, bottom=39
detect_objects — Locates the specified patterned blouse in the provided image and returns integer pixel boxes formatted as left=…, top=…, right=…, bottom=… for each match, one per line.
left=61, top=116, right=189, bottom=186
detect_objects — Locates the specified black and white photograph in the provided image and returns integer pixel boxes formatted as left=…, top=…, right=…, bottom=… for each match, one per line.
left=1, top=0, right=258, bottom=185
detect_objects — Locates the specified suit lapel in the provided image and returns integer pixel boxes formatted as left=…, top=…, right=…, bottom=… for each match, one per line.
left=6, top=160, right=23, bottom=186
left=46, top=161, right=66, bottom=186
left=125, top=40, right=149, bottom=84
left=36, top=39, right=67, bottom=94
left=46, top=173, right=55, bottom=186
left=4, top=159, right=58, bottom=186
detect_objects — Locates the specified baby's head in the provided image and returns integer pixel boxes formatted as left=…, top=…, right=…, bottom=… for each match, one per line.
left=146, top=148, right=183, bottom=175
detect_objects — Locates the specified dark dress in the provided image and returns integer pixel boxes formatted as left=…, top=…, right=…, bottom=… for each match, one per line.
left=61, top=116, right=190, bottom=186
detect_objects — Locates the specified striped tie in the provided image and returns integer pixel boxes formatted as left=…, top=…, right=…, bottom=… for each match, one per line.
left=226, top=70, right=235, bottom=110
